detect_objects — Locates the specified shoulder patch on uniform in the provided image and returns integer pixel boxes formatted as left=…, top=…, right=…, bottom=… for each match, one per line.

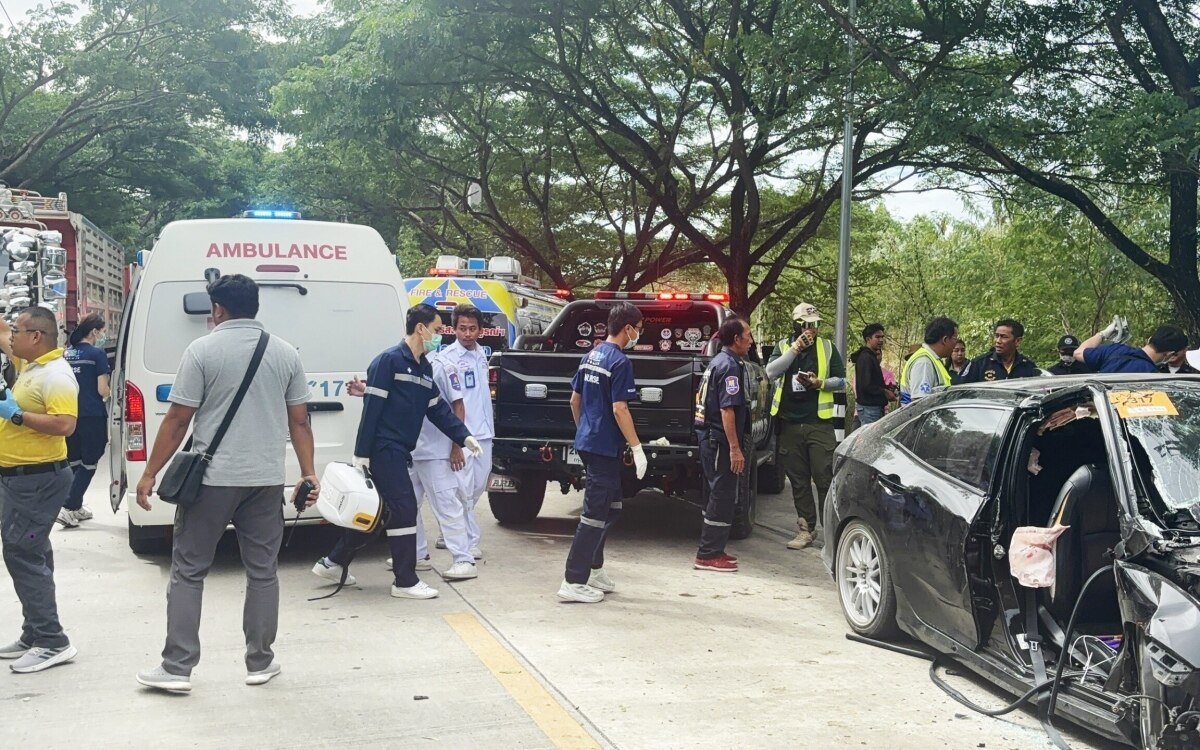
left=449, top=370, right=462, bottom=390
left=725, top=375, right=740, bottom=395
left=919, top=382, right=932, bottom=393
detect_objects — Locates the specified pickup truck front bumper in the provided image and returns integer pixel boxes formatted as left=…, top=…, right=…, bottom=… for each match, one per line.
left=491, top=437, right=702, bottom=489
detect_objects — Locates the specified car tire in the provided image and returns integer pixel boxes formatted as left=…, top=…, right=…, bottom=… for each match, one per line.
left=489, top=472, right=547, bottom=525
left=730, top=435, right=758, bottom=540
left=835, top=519, right=899, bottom=639
left=128, top=518, right=171, bottom=555
left=756, top=437, right=785, bottom=495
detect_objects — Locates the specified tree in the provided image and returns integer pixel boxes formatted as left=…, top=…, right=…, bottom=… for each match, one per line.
left=0, top=0, right=281, bottom=245
left=277, top=0, right=947, bottom=312
left=814, top=0, right=1200, bottom=336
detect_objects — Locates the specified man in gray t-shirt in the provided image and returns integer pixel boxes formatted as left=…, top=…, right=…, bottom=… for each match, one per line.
left=133, top=274, right=319, bottom=693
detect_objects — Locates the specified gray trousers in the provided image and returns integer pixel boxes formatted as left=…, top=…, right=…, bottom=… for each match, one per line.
left=162, top=484, right=283, bottom=676
left=0, top=467, right=72, bottom=649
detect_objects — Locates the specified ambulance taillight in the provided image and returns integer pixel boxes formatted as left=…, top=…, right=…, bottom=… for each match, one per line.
left=125, top=382, right=147, bottom=461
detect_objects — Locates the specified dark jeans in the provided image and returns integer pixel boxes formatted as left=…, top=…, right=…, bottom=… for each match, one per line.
left=162, top=483, right=283, bottom=676
left=328, top=446, right=421, bottom=587
left=697, top=430, right=739, bottom=558
left=778, top=420, right=836, bottom=529
left=564, top=451, right=622, bottom=585
left=65, top=416, right=108, bottom=511
left=1, top=468, right=73, bottom=648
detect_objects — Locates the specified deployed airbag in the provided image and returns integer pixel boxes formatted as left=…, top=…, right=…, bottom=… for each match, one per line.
left=1010, top=525, right=1070, bottom=588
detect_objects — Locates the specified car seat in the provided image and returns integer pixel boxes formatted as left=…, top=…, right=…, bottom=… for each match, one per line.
left=1045, top=464, right=1122, bottom=627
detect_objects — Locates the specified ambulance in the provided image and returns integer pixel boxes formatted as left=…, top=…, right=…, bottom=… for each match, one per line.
left=110, top=212, right=408, bottom=553
left=404, top=255, right=566, bottom=353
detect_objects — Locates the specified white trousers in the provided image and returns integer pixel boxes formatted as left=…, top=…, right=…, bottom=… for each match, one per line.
left=410, top=459, right=472, bottom=564
left=456, top=438, right=492, bottom=549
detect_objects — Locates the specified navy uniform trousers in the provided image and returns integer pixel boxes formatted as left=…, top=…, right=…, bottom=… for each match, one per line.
left=563, top=451, right=623, bottom=584
left=696, top=428, right=739, bottom=559
left=327, top=445, right=422, bottom=588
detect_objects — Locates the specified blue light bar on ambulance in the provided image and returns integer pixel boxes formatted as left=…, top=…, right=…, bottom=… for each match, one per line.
left=594, top=291, right=729, bottom=302
left=241, top=209, right=302, bottom=220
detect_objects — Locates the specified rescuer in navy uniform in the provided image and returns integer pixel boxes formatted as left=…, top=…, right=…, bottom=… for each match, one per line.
left=313, top=305, right=481, bottom=600
left=692, top=316, right=754, bottom=573
left=557, top=302, right=648, bottom=604
left=955, top=318, right=1040, bottom=383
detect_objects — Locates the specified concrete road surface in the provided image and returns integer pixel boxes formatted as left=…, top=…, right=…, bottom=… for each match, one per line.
left=0, top=464, right=1120, bottom=749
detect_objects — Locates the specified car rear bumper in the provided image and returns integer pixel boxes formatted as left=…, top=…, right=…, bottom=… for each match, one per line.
left=492, top=437, right=701, bottom=477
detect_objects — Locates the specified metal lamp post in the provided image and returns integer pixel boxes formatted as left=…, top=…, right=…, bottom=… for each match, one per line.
left=834, top=0, right=856, bottom=360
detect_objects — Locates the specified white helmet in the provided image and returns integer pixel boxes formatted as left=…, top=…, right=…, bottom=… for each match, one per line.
left=316, top=462, right=381, bottom=532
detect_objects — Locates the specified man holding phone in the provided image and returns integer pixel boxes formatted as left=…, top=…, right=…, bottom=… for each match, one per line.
left=766, top=303, right=846, bottom=551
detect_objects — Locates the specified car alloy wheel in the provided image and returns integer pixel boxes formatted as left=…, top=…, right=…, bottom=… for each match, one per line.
left=835, top=520, right=898, bottom=638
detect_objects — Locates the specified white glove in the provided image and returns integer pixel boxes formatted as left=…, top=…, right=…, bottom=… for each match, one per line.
left=631, top=443, right=648, bottom=480
left=464, top=436, right=483, bottom=457
left=352, top=456, right=370, bottom=470
left=1099, top=315, right=1122, bottom=342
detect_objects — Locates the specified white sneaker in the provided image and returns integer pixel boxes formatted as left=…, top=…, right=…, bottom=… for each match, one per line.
left=416, top=556, right=433, bottom=571
left=435, top=535, right=447, bottom=549
left=73, top=506, right=94, bottom=521
left=588, top=568, right=616, bottom=593
left=55, top=508, right=78, bottom=528
left=470, top=546, right=484, bottom=560
left=137, top=665, right=191, bottom=692
left=391, top=581, right=439, bottom=599
left=442, top=561, right=478, bottom=580
left=246, top=662, right=281, bottom=686
left=557, top=580, right=604, bottom=603
left=311, top=558, right=356, bottom=586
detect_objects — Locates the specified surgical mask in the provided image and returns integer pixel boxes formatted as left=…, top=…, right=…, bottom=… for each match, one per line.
left=419, top=325, right=440, bottom=353
left=96, top=334, right=108, bottom=348
left=624, top=326, right=640, bottom=350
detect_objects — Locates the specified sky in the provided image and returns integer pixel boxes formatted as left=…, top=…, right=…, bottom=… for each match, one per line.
left=3, top=0, right=972, bottom=221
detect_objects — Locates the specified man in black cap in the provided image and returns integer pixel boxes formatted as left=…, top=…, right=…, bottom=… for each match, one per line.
left=955, top=319, right=1040, bottom=383
left=1049, top=334, right=1087, bottom=376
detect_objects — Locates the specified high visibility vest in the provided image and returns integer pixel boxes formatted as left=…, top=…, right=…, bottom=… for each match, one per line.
left=900, top=345, right=952, bottom=404
left=771, top=337, right=837, bottom=420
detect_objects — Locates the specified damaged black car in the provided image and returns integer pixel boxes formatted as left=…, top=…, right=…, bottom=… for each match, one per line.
left=822, top=375, right=1200, bottom=749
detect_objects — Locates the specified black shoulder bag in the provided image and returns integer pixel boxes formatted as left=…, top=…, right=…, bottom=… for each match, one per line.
left=158, top=331, right=270, bottom=508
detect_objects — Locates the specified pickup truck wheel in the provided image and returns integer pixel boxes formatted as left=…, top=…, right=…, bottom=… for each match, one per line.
left=730, top=438, right=758, bottom=540
left=489, top=473, right=547, bottom=525
left=756, top=438, right=785, bottom=495
left=128, top=518, right=171, bottom=555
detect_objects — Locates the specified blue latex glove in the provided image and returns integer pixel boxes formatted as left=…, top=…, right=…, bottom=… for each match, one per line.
left=0, top=390, right=19, bottom=420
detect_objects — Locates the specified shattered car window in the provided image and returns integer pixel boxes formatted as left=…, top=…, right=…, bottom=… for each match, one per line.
left=1116, top=387, right=1200, bottom=510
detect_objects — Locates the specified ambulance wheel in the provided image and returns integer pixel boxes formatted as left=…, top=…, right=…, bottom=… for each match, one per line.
left=128, top=518, right=171, bottom=555
left=756, top=439, right=785, bottom=495
left=489, top=473, right=546, bottom=525
left=730, top=441, right=758, bottom=540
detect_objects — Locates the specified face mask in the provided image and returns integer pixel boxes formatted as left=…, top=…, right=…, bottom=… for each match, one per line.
left=420, top=325, right=440, bottom=353
left=96, top=335, right=108, bottom=348
left=1059, top=353, right=1073, bottom=365
left=624, top=326, right=640, bottom=350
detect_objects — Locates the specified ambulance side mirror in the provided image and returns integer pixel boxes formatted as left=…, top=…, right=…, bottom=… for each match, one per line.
left=183, top=292, right=212, bottom=315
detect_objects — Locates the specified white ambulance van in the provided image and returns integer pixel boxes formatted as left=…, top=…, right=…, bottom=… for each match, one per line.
left=109, top=214, right=407, bottom=553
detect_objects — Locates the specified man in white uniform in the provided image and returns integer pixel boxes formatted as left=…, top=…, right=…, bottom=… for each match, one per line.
left=408, top=351, right=478, bottom=580
left=438, top=304, right=493, bottom=560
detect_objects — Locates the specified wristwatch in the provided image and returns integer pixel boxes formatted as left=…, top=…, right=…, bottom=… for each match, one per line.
left=10, top=409, right=23, bottom=426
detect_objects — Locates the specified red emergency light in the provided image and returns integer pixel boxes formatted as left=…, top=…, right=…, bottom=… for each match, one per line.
left=429, top=267, right=459, bottom=276
left=595, top=291, right=729, bottom=303
left=554, top=289, right=572, bottom=299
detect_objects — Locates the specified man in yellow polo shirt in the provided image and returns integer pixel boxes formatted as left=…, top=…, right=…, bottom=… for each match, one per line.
left=0, top=308, right=79, bottom=673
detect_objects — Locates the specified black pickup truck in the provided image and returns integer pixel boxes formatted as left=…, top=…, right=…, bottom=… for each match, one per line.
left=486, top=293, right=780, bottom=538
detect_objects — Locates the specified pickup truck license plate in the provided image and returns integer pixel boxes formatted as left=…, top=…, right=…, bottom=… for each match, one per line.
left=565, top=448, right=583, bottom=466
